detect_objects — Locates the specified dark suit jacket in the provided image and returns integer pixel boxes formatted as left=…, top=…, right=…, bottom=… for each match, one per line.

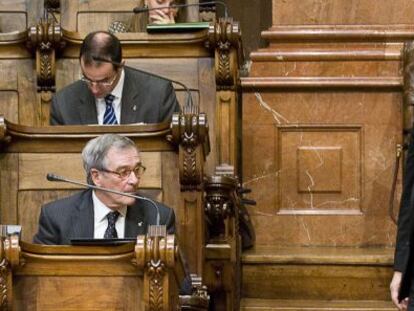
left=33, top=189, right=175, bottom=245
left=395, top=128, right=414, bottom=300
left=50, top=67, right=180, bottom=125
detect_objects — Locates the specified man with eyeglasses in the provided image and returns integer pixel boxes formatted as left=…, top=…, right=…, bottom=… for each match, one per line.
left=50, top=31, right=180, bottom=125
left=33, top=133, right=175, bottom=244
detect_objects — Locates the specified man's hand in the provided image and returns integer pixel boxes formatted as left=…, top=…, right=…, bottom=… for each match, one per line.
left=391, top=271, right=409, bottom=310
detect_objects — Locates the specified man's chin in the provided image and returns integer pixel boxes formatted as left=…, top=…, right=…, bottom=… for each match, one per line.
left=124, top=197, right=136, bottom=206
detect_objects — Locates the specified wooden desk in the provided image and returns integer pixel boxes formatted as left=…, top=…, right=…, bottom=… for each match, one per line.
left=0, top=115, right=208, bottom=275
left=0, top=232, right=185, bottom=310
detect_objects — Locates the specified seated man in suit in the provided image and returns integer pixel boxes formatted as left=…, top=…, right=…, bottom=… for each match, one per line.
left=50, top=31, right=180, bottom=125
left=33, top=133, right=175, bottom=244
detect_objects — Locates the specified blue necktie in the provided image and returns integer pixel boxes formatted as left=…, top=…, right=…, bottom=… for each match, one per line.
left=103, top=94, right=118, bottom=125
left=104, top=211, right=120, bottom=239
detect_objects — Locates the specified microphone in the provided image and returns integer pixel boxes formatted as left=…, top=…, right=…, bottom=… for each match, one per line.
left=46, top=173, right=160, bottom=226
left=91, top=56, right=197, bottom=114
left=133, top=1, right=228, bottom=18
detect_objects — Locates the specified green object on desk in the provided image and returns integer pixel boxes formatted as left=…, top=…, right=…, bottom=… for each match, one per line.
left=147, top=22, right=210, bottom=33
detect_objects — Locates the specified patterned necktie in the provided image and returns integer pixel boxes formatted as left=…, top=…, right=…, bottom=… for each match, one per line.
left=103, top=94, right=118, bottom=125
left=104, top=211, right=120, bottom=239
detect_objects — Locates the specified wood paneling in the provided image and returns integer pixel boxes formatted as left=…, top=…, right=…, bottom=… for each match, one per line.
left=14, top=277, right=143, bottom=310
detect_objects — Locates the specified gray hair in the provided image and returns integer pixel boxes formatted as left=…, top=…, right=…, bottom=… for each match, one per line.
left=82, top=134, right=138, bottom=184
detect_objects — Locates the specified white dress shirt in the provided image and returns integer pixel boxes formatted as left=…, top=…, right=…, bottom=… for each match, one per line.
left=92, top=190, right=127, bottom=238
left=95, top=69, right=125, bottom=125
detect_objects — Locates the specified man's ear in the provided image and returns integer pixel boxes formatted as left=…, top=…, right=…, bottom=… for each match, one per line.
left=90, top=169, right=101, bottom=186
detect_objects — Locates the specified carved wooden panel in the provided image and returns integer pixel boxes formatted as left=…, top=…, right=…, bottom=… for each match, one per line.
left=0, top=91, right=18, bottom=123
left=0, top=60, right=38, bottom=126
left=14, top=275, right=143, bottom=310
left=60, top=0, right=139, bottom=32
left=0, top=0, right=43, bottom=33
left=18, top=152, right=162, bottom=189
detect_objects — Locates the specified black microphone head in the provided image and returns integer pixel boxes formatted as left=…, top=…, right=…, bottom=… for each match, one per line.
left=46, top=173, right=60, bottom=182
left=133, top=6, right=147, bottom=14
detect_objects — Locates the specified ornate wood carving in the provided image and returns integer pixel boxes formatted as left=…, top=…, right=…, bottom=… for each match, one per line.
left=28, top=20, right=63, bottom=92
left=169, top=113, right=210, bottom=191
left=205, top=174, right=237, bottom=238
left=203, top=165, right=242, bottom=310
left=0, top=234, right=21, bottom=311
left=207, top=18, right=242, bottom=90
left=136, top=233, right=182, bottom=311
left=207, top=18, right=242, bottom=168
left=178, top=276, right=210, bottom=310
left=0, top=258, right=8, bottom=310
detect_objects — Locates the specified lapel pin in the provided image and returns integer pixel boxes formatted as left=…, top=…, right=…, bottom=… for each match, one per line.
left=137, top=221, right=143, bottom=227
left=132, top=105, right=137, bottom=111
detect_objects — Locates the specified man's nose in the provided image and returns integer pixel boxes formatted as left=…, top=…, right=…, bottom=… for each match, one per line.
left=88, top=83, right=100, bottom=94
left=128, top=171, right=140, bottom=184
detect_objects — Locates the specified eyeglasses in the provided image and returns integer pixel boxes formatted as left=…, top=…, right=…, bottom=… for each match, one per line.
left=100, top=164, right=146, bottom=179
left=81, top=71, right=118, bottom=87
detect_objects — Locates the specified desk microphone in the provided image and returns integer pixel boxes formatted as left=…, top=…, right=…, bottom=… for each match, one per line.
left=133, top=1, right=228, bottom=18
left=91, top=56, right=197, bottom=114
left=46, top=173, right=160, bottom=226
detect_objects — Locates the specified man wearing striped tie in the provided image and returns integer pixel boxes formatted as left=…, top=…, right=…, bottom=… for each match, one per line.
left=50, top=31, right=180, bottom=125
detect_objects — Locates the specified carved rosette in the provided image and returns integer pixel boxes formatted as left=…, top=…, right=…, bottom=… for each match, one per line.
left=135, top=234, right=177, bottom=311
left=28, top=19, right=63, bottom=92
left=170, top=113, right=210, bottom=191
left=207, top=18, right=241, bottom=90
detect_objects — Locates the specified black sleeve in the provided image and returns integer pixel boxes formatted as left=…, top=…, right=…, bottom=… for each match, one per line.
left=33, top=206, right=60, bottom=245
left=395, top=128, right=414, bottom=271
left=159, top=81, right=181, bottom=122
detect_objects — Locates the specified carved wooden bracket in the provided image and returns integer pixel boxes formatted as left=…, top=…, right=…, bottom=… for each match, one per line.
left=203, top=166, right=242, bottom=310
left=179, top=280, right=209, bottom=310
left=204, top=174, right=238, bottom=240
left=28, top=19, right=64, bottom=92
left=169, top=112, right=210, bottom=191
left=207, top=18, right=242, bottom=90
left=0, top=234, right=21, bottom=310
left=135, top=233, right=179, bottom=310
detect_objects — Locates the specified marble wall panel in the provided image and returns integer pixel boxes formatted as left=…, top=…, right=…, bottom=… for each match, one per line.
left=242, top=90, right=401, bottom=246
left=277, top=126, right=361, bottom=215
left=249, top=61, right=401, bottom=78
left=272, top=0, right=414, bottom=25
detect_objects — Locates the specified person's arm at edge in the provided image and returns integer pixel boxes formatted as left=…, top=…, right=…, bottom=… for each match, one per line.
left=33, top=206, right=60, bottom=245
left=391, top=128, right=414, bottom=308
left=159, top=81, right=181, bottom=122
left=50, top=93, right=64, bottom=125
left=165, top=206, right=175, bottom=235
left=391, top=271, right=409, bottom=310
